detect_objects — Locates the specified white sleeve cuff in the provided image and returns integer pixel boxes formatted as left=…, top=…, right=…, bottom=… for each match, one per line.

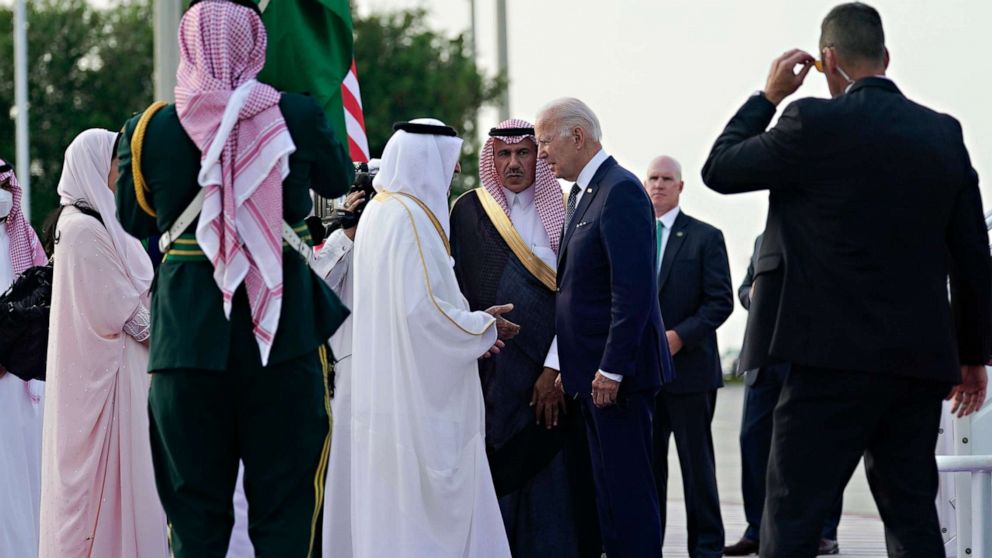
left=599, top=370, right=624, bottom=382
left=314, top=229, right=354, bottom=293
left=543, top=336, right=560, bottom=371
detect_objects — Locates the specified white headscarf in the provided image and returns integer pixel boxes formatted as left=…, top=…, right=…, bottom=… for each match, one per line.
left=372, top=118, right=463, bottom=236
left=56, top=129, right=154, bottom=294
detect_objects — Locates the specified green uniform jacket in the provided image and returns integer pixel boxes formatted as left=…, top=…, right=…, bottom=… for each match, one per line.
left=116, top=93, right=354, bottom=372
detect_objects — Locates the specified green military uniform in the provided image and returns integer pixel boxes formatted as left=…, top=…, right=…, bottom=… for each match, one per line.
left=116, top=93, right=354, bottom=557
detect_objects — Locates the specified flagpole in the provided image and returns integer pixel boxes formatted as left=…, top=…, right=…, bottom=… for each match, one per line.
left=14, top=0, right=29, bottom=221
left=496, top=0, right=509, bottom=121
left=154, top=0, right=182, bottom=102
left=468, top=0, right=477, bottom=59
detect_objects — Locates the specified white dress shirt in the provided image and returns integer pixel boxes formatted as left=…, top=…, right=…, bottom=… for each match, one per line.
left=502, top=186, right=556, bottom=267
left=499, top=185, right=561, bottom=372
left=570, top=147, right=609, bottom=209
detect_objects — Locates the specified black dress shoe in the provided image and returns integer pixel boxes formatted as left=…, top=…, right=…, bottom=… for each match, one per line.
left=817, top=538, right=839, bottom=555
left=724, top=537, right=760, bottom=556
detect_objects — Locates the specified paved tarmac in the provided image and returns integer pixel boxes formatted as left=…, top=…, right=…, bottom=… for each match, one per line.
left=660, top=382, right=889, bottom=557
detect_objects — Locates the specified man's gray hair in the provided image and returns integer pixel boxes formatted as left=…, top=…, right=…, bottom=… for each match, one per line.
left=537, top=97, right=603, bottom=142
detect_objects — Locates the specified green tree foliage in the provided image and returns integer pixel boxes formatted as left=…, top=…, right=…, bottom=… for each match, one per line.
left=0, top=2, right=499, bottom=227
left=354, top=8, right=505, bottom=196
left=0, top=0, right=153, bottom=227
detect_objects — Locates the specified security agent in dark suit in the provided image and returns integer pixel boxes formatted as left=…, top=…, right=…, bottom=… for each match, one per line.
left=644, top=155, right=733, bottom=558
left=536, top=98, right=674, bottom=557
left=702, top=4, right=991, bottom=557
left=724, top=233, right=842, bottom=557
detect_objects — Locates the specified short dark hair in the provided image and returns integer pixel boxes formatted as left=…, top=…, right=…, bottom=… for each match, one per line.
left=820, top=3, right=886, bottom=64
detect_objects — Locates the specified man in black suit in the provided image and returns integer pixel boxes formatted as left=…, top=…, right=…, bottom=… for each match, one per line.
left=702, top=4, right=991, bottom=557
left=724, top=233, right=842, bottom=557
left=536, top=97, right=674, bottom=557
left=644, top=155, right=733, bottom=558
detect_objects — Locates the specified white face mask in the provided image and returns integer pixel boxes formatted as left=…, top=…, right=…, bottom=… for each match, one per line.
left=0, top=189, right=12, bottom=219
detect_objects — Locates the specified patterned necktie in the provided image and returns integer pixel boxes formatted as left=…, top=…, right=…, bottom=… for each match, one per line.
left=565, top=183, right=581, bottom=226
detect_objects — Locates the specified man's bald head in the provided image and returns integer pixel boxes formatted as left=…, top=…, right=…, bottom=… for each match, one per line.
left=644, top=156, right=684, bottom=217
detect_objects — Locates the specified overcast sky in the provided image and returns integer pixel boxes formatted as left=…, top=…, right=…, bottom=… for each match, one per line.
left=358, top=0, right=992, bottom=351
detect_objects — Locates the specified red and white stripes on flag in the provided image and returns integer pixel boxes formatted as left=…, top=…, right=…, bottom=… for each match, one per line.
left=341, top=59, right=370, bottom=162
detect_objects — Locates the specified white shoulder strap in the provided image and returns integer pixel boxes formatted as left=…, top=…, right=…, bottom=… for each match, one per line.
left=158, top=189, right=206, bottom=254
left=158, top=190, right=319, bottom=272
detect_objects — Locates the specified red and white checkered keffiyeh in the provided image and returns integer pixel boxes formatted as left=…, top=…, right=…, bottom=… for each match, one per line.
left=479, top=118, right=565, bottom=254
left=175, top=0, right=295, bottom=365
left=0, top=161, right=46, bottom=274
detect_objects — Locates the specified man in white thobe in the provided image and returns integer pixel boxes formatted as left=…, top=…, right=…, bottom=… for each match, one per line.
left=338, top=119, right=515, bottom=558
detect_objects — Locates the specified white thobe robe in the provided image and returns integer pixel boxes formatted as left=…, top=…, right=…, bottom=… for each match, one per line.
left=318, top=228, right=357, bottom=557
left=0, top=226, right=45, bottom=558
left=342, top=193, right=510, bottom=558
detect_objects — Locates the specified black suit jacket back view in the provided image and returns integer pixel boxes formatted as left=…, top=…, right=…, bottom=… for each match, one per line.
left=703, top=78, right=991, bottom=383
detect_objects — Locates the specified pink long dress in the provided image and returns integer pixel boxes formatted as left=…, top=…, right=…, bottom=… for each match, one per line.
left=39, top=207, right=168, bottom=558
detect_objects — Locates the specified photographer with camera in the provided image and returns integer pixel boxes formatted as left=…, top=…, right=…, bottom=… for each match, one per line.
left=315, top=160, right=375, bottom=556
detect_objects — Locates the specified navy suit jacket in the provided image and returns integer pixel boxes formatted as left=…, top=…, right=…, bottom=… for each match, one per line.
left=657, top=211, right=733, bottom=394
left=556, top=156, right=673, bottom=396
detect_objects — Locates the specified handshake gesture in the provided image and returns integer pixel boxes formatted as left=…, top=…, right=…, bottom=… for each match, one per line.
left=480, top=303, right=520, bottom=359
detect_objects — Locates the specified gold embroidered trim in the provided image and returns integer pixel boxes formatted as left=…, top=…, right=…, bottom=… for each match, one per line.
left=131, top=101, right=168, bottom=217
left=377, top=191, right=451, bottom=256
left=307, top=345, right=333, bottom=558
left=374, top=192, right=495, bottom=337
left=475, top=188, right=557, bottom=292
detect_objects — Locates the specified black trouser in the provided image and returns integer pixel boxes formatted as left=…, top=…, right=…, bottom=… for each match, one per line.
left=654, top=390, right=724, bottom=558
left=740, top=362, right=841, bottom=542
left=761, top=364, right=950, bottom=558
left=148, top=348, right=330, bottom=557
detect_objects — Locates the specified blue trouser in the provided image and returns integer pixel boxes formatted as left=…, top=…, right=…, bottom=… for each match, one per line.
left=580, top=391, right=661, bottom=557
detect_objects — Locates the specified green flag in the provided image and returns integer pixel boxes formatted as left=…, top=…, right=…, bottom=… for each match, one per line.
left=257, top=0, right=354, bottom=143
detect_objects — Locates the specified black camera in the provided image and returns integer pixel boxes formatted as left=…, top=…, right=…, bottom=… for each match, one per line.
left=337, top=162, right=378, bottom=230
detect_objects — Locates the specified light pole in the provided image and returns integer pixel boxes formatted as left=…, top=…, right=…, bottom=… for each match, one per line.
left=154, top=0, right=182, bottom=102
left=496, top=0, right=509, bottom=121
left=14, top=0, right=29, bottom=221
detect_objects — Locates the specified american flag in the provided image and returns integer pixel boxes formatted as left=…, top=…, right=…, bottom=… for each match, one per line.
left=341, top=59, right=370, bottom=162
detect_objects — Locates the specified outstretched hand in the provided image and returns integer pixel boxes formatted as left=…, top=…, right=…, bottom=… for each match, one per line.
left=485, top=303, right=521, bottom=341
left=763, top=49, right=815, bottom=106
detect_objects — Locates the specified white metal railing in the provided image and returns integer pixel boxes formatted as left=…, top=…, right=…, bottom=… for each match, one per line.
left=937, top=454, right=992, bottom=558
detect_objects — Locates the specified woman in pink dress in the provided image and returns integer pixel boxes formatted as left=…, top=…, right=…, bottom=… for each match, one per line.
left=39, top=129, right=168, bottom=558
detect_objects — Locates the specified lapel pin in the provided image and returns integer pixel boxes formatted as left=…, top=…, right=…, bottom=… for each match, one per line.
left=676, top=231, right=685, bottom=237
left=586, top=188, right=592, bottom=193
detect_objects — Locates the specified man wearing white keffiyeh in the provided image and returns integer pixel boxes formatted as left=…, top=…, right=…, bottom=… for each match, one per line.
left=114, top=0, right=353, bottom=555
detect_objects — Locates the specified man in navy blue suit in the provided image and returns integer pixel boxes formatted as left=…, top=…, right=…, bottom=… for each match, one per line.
left=645, top=155, right=733, bottom=558
left=535, top=97, right=674, bottom=557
